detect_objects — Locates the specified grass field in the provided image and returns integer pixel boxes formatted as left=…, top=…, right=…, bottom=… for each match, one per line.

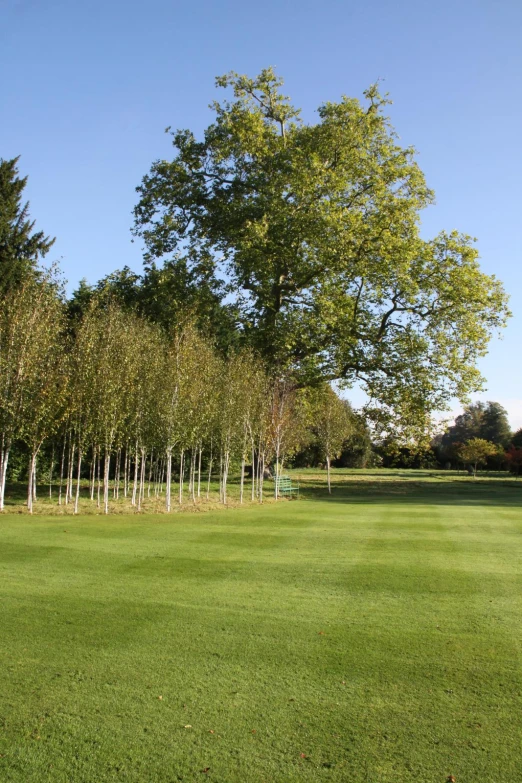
left=1, top=472, right=521, bottom=782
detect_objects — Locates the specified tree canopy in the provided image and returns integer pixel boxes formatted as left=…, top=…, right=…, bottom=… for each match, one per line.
left=440, top=401, right=512, bottom=450
left=0, top=156, right=55, bottom=295
left=133, top=68, right=510, bottom=423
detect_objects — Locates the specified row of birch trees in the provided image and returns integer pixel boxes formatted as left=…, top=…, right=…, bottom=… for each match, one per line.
left=0, top=277, right=355, bottom=513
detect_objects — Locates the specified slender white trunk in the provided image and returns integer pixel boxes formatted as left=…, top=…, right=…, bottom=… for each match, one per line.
left=240, top=454, right=245, bottom=505
left=103, top=449, right=110, bottom=514
left=0, top=442, right=11, bottom=511
left=148, top=448, right=154, bottom=498
left=32, top=458, right=37, bottom=502
left=219, top=450, right=223, bottom=502
left=58, top=435, right=66, bottom=506
left=251, top=443, right=255, bottom=502
left=137, top=448, right=146, bottom=511
left=191, top=450, right=196, bottom=504
left=74, top=448, right=83, bottom=514
left=66, top=441, right=75, bottom=505
left=114, top=449, right=121, bottom=499
left=131, top=443, right=139, bottom=506
left=327, top=455, right=331, bottom=494
left=140, top=450, right=146, bottom=501
left=123, top=447, right=129, bottom=497
left=165, top=448, right=172, bottom=511
left=197, top=448, right=202, bottom=499
left=259, top=451, right=265, bottom=504
left=275, top=446, right=280, bottom=500
left=27, top=452, right=37, bottom=513
left=90, top=447, right=96, bottom=501
left=188, top=450, right=192, bottom=496
left=97, top=451, right=101, bottom=508
left=179, top=450, right=184, bottom=505
left=49, top=446, right=54, bottom=500
left=222, top=449, right=230, bottom=505
left=206, top=440, right=213, bottom=501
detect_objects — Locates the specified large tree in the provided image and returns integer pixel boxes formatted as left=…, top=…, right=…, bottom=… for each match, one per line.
left=0, top=156, right=55, bottom=294
left=133, top=68, right=509, bottom=423
left=440, top=401, right=512, bottom=450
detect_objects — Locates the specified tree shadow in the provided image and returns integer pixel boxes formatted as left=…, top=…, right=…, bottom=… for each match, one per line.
left=295, top=478, right=522, bottom=507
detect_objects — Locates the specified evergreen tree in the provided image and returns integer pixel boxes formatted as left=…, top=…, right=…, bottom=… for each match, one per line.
left=0, top=157, right=55, bottom=294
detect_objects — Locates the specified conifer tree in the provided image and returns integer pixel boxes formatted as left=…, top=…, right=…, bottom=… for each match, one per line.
left=0, top=157, right=55, bottom=295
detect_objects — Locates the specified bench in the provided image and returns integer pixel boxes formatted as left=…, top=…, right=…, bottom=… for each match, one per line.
left=274, top=474, right=299, bottom=498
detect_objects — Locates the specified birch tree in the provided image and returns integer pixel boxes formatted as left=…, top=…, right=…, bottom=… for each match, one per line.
left=0, top=277, right=64, bottom=510
left=311, top=385, right=354, bottom=493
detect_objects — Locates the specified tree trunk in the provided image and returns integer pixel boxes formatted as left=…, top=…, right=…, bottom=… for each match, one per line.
left=327, top=455, right=331, bottom=494
left=103, top=449, right=111, bottom=514
left=188, top=449, right=194, bottom=499
left=90, top=447, right=96, bottom=501
left=165, top=448, right=172, bottom=511
left=206, top=444, right=213, bottom=501
left=0, top=442, right=11, bottom=511
left=251, top=443, right=255, bottom=502
left=58, top=435, right=66, bottom=506
left=219, top=450, right=223, bottom=503
left=191, top=450, right=196, bottom=504
left=66, top=441, right=75, bottom=505
left=49, top=445, right=54, bottom=500
left=74, top=448, right=83, bottom=514
left=148, top=448, right=154, bottom=498
left=222, top=449, right=230, bottom=505
left=137, top=448, right=146, bottom=511
left=97, top=452, right=101, bottom=508
left=197, top=447, right=202, bottom=499
left=179, top=450, right=184, bottom=505
left=27, top=451, right=37, bottom=513
left=275, top=446, right=280, bottom=500
left=114, top=448, right=121, bottom=499
left=259, top=451, right=265, bottom=504
left=123, top=447, right=129, bottom=498
left=131, top=443, right=139, bottom=506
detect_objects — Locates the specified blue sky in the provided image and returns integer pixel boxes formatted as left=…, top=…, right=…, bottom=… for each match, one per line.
left=1, top=0, right=521, bottom=427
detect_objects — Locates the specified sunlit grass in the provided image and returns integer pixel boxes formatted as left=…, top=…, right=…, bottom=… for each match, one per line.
left=1, top=473, right=521, bottom=781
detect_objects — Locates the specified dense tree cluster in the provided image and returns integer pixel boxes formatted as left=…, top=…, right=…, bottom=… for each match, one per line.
left=0, top=275, right=361, bottom=512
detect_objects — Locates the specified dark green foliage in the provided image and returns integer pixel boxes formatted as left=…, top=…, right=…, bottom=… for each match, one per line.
left=68, top=259, right=237, bottom=351
left=0, top=156, right=55, bottom=294
left=439, top=401, right=512, bottom=458
left=511, top=428, right=522, bottom=448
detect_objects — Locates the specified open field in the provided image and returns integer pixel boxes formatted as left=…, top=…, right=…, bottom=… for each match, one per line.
left=1, top=472, right=521, bottom=781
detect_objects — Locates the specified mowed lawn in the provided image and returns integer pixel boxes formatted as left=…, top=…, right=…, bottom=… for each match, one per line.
left=1, top=478, right=521, bottom=782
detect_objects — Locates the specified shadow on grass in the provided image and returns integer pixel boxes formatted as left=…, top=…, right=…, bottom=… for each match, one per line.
left=295, top=478, right=522, bottom=507
left=3, top=475, right=522, bottom=513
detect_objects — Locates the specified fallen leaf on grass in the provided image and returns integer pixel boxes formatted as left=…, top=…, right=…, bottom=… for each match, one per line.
left=447, top=776, right=456, bottom=782
left=318, top=631, right=325, bottom=635
left=208, top=730, right=214, bottom=734
left=201, top=768, right=210, bottom=774
left=184, top=725, right=192, bottom=729
left=300, top=753, right=307, bottom=758
left=158, top=695, right=163, bottom=700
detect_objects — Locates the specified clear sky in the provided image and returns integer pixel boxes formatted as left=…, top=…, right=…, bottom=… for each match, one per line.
left=1, top=0, right=521, bottom=427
